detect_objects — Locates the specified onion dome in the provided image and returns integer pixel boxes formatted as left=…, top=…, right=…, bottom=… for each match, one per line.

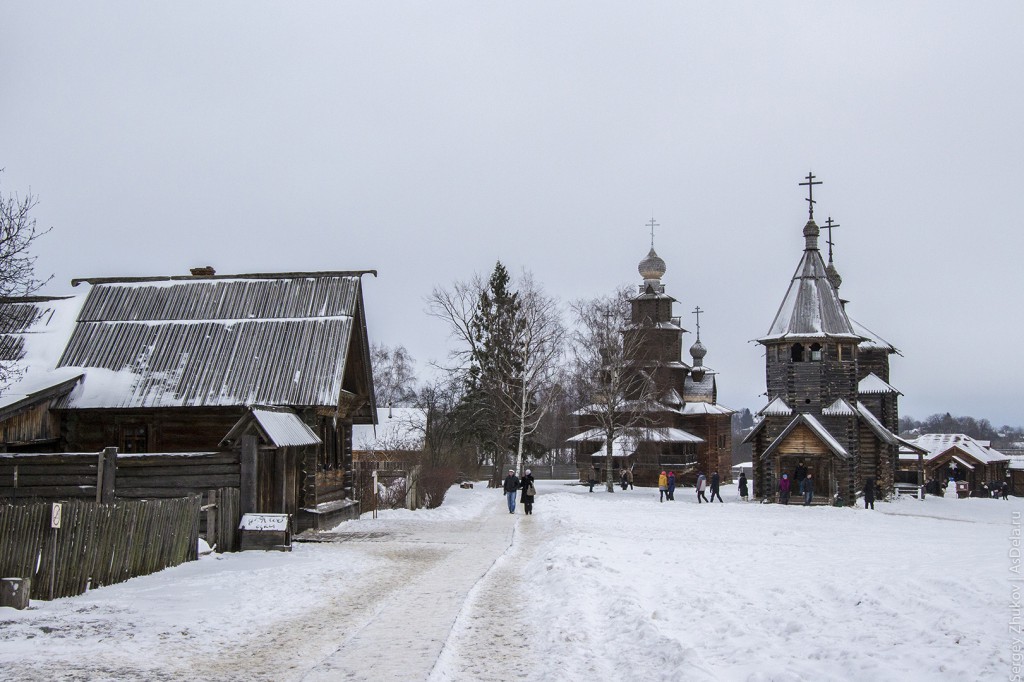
left=825, top=262, right=843, bottom=290
left=638, top=248, right=666, bottom=281
left=803, top=220, right=819, bottom=250
left=689, top=339, right=707, bottom=382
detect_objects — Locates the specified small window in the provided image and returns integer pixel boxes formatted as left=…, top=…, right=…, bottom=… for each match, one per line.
left=810, top=343, right=822, bottom=362
left=121, top=425, right=148, bottom=453
left=791, top=343, right=805, bottom=362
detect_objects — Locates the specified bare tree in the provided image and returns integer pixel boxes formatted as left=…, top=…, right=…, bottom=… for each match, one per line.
left=370, top=342, right=418, bottom=407
left=570, top=288, right=657, bottom=492
left=0, top=171, right=52, bottom=390
left=426, top=264, right=565, bottom=483
left=497, top=274, right=565, bottom=474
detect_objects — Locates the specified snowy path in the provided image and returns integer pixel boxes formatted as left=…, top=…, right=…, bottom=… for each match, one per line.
left=300, top=506, right=517, bottom=681
left=1, top=482, right=1018, bottom=681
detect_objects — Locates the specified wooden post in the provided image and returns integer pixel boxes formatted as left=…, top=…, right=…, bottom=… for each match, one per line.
left=0, top=578, right=30, bottom=610
left=240, top=435, right=258, bottom=515
left=98, top=447, right=117, bottom=504
left=207, top=489, right=219, bottom=550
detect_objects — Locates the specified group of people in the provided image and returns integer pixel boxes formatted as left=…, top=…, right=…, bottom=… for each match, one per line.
left=502, top=468, right=536, bottom=515
left=777, top=461, right=816, bottom=506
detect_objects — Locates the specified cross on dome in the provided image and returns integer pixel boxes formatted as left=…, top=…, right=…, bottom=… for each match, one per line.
left=799, top=171, right=822, bottom=220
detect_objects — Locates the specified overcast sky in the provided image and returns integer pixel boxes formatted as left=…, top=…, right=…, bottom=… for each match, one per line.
left=1, top=2, right=1021, bottom=426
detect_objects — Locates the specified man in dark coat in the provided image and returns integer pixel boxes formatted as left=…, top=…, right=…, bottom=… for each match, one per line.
left=863, top=477, right=876, bottom=509
left=738, top=472, right=749, bottom=501
left=502, top=469, right=520, bottom=514
left=709, top=471, right=723, bottom=503
left=800, top=473, right=814, bottom=506
left=520, top=469, right=536, bottom=515
left=794, top=461, right=808, bottom=487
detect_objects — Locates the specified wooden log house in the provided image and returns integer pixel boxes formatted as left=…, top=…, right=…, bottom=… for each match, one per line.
left=903, top=433, right=1010, bottom=494
left=744, top=176, right=925, bottom=503
left=0, top=270, right=377, bottom=531
left=571, top=235, right=734, bottom=487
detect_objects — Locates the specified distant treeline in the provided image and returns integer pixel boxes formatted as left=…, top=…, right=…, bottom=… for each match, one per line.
left=898, top=413, right=1023, bottom=443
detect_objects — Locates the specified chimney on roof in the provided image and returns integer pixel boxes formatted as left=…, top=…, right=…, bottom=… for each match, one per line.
left=190, top=266, right=216, bottom=277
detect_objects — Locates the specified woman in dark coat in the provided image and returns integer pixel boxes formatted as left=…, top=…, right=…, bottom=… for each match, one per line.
left=520, top=469, right=536, bottom=515
left=738, top=472, right=749, bottom=501
left=863, top=477, right=876, bottom=509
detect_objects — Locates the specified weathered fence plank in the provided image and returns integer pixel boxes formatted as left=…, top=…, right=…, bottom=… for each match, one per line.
left=0, top=496, right=201, bottom=600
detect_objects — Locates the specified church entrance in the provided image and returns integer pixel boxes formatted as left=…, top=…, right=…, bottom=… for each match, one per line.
left=778, top=455, right=833, bottom=503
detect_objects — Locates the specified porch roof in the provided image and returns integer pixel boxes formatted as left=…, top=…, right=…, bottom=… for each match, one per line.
left=760, top=413, right=850, bottom=461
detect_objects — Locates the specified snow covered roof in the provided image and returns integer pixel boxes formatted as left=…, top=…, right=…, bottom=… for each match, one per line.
left=0, top=296, right=86, bottom=411
left=758, top=222, right=863, bottom=344
left=822, top=399, right=856, bottom=416
left=854, top=402, right=899, bottom=446
left=221, top=406, right=322, bottom=448
left=757, top=397, right=793, bottom=417
left=570, top=426, right=703, bottom=444
left=858, top=373, right=901, bottom=395
left=353, top=407, right=427, bottom=452
left=679, top=402, right=735, bottom=416
left=52, top=273, right=373, bottom=410
left=907, top=433, right=1010, bottom=465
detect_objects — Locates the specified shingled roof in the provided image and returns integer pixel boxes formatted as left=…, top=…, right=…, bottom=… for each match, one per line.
left=759, top=220, right=862, bottom=344
left=53, top=272, right=375, bottom=410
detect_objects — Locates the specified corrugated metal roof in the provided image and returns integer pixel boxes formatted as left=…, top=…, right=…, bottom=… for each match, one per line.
left=55, top=276, right=362, bottom=409
left=760, top=223, right=861, bottom=343
left=251, top=407, right=322, bottom=447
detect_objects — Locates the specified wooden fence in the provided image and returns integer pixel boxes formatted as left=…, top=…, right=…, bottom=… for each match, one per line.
left=0, top=496, right=201, bottom=600
left=204, top=487, right=240, bottom=553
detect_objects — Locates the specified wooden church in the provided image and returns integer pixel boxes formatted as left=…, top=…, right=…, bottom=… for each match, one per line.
left=572, top=230, right=734, bottom=487
left=744, top=175, right=924, bottom=503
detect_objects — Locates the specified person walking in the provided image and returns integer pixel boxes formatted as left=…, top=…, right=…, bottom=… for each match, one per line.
left=778, top=473, right=791, bottom=505
left=709, top=471, right=724, bottom=503
left=620, top=468, right=629, bottom=491
left=658, top=471, right=668, bottom=502
left=696, top=472, right=709, bottom=503
left=667, top=471, right=676, bottom=501
left=625, top=467, right=634, bottom=490
left=1002, top=480, right=1011, bottom=500
left=587, top=466, right=597, bottom=493
left=502, top=469, right=520, bottom=514
left=520, top=469, right=536, bottom=515
left=863, top=477, right=875, bottom=510
left=738, top=472, right=749, bottom=501
left=800, top=473, right=814, bottom=506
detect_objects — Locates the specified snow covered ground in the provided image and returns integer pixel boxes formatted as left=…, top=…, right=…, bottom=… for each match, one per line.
left=0, top=481, right=1016, bottom=681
